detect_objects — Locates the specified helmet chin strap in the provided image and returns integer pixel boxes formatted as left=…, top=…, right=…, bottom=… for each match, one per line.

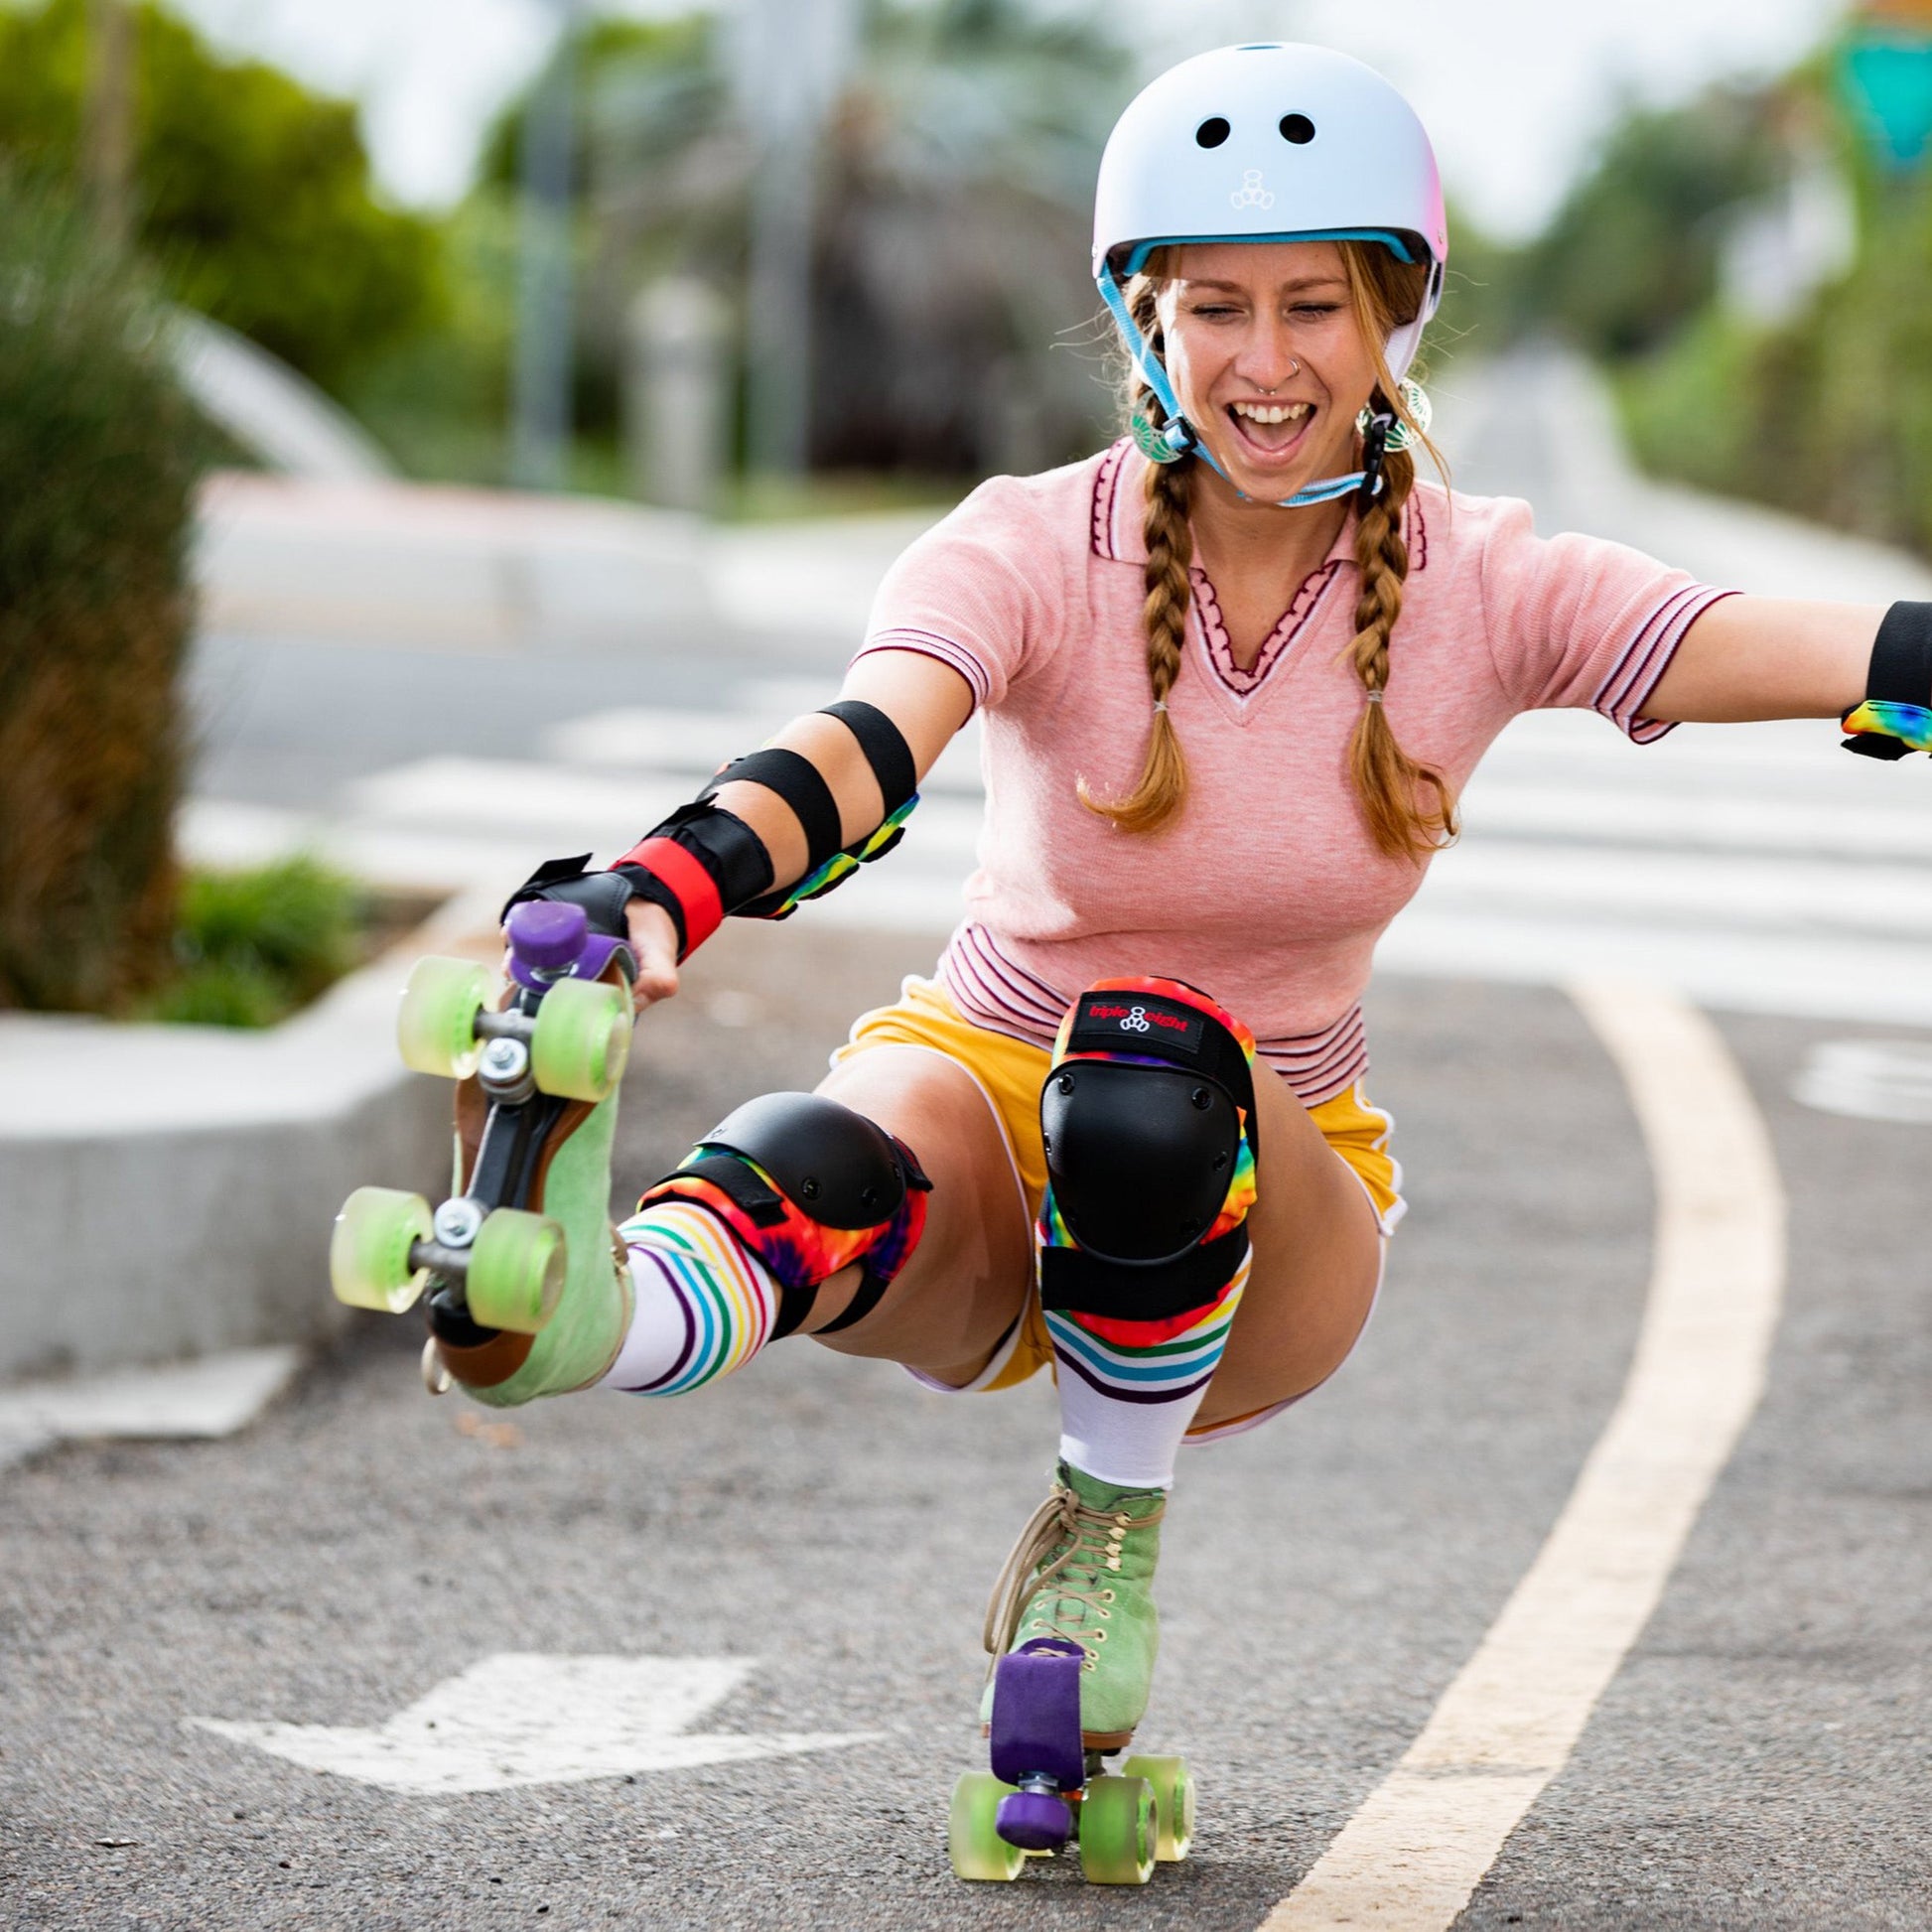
left=1097, top=266, right=1378, bottom=510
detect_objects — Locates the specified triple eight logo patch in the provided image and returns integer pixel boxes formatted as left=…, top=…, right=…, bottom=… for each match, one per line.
left=1069, top=992, right=1206, bottom=1059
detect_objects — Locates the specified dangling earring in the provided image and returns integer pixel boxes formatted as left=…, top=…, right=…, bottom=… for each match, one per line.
left=1131, top=410, right=1196, bottom=465
left=1355, top=377, right=1432, bottom=453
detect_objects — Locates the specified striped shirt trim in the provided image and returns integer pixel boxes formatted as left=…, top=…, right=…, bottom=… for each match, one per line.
left=1595, top=584, right=1735, bottom=744
left=938, top=919, right=1369, bottom=1105
left=1190, top=560, right=1342, bottom=699
left=858, top=627, right=990, bottom=711
left=1092, top=440, right=1130, bottom=561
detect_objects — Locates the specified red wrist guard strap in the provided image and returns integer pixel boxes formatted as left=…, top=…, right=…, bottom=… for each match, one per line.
left=615, top=835, right=724, bottom=956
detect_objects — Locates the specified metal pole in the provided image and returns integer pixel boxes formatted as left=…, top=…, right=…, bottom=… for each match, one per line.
left=735, top=0, right=857, bottom=483
left=510, top=0, right=581, bottom=492
left=82, top=0, right=133, bottom=247
left=744, top=129, right=815, bottom=479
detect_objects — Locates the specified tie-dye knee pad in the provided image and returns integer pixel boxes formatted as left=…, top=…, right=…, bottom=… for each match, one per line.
left=1037, top=975, right=1260, bottom=1342
left=637, top=1091, right=930, bottom=1338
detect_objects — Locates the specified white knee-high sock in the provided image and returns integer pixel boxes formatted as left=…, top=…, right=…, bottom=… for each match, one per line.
left=599, top=1199, right=782, bottom=1396
left=1043, top=1255, right=1249, bottom=1489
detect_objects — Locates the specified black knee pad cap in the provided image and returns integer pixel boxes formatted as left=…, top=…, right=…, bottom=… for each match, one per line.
left=694, top=1090, right=921, bottom=1230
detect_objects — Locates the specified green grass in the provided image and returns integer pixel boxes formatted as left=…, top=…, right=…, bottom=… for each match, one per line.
left=140, top=856, right=365, bottom=1029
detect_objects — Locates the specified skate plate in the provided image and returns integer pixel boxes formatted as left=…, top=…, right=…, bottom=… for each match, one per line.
left=330, top=898, right=633, bottom=1340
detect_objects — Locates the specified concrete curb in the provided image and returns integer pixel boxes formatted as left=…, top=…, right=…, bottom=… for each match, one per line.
left=194, top=473, right=715, bottom=653
left=0, top=893, right=496, bottom=1386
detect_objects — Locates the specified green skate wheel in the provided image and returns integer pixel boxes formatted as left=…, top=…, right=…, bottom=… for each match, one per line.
left=397, top=956, right=491, bottom=1079
left=331, top=1186, right=433, bottom=1313
left=465, top=1207, right=565, bottom=1333
left=1077, top=1775, right=1155, bottom=1885
left=947, top=1773, right=1024, bottom=1882
left=529, top=976, right=632, bottom=1103
left=1121, top=1754, right=1194, bottom=1861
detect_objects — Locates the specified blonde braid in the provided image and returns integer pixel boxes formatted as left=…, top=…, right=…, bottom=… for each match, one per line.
left=1345, top=435, right=1456, bottom=858
left=1080, top=286, right=1193, bottom=834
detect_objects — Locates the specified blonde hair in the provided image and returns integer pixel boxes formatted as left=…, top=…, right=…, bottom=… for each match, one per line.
left=1082, top=241, right=1456, bottom=860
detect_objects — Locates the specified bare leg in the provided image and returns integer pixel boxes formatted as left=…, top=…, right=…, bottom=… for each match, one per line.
left=800, top=1045, right=1034, bottom=1386
left=1193, top=1063, right=1384, bottom=1428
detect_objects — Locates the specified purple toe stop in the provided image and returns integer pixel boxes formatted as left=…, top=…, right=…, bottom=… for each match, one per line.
left=507, top=899, right=590, bottom=974
left=996, top=1789, right=1072, bottom=1853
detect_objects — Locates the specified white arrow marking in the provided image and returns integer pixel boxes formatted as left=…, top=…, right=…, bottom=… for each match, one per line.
left=191, top=1654, right=881, bottom=1795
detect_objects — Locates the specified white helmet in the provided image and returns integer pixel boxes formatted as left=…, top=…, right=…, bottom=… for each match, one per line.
left=1093, top=43, right=1447, bottom=506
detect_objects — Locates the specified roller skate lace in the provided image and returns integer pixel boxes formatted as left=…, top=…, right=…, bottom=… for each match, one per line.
left=982, top=1480, right=1167, bottom=1678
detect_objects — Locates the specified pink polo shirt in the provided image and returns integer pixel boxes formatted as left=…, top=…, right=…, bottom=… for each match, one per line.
left=855, top=438, right=1728, bottom=1101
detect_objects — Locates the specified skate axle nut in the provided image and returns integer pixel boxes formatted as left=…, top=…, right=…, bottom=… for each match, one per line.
left=477, top=1035, right=536, bottom=1103
left=432, top=1198, right=485, bottom=1249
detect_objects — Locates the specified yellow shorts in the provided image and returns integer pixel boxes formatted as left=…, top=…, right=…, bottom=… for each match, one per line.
left=830, top=976, right=1401, bottom=1406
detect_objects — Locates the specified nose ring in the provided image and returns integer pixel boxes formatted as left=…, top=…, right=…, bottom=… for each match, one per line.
left=1259, top=360, right=1303, bottom=395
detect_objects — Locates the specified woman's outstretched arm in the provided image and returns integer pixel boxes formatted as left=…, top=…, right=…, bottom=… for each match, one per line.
left=1642, top=597, right=1885, bottom=724
left=621, top=647, right=976, bottom=1007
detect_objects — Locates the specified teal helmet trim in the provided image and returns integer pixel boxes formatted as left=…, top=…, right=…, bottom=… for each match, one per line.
left=1119, top=227, right=1414, bottom=277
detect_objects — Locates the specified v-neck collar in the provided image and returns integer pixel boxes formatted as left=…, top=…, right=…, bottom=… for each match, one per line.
left=1187, top=556, right=1344, bottom=699
left=1088, top=436, right=1433, bottom=710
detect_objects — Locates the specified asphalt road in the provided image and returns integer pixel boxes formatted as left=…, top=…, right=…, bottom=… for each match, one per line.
left=4, top=922, right=1928, bottom=1929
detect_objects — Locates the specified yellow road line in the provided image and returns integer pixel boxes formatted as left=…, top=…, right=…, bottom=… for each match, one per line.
left=1260, top=980, right=1787, bottom=1930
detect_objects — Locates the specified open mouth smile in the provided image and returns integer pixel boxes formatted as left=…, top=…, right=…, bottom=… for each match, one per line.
left=1224, top=399, right=1314, bottom=464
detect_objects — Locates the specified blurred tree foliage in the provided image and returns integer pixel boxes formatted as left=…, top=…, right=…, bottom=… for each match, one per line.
left=0, top=174, right=206, bottom=1012
left=1538, top=58, right=1932, bottom=558
left=0, top=0, right=444, bottom=396
left=1516, top=84, right=1787, bottom=361
left=1617, top=192, right=1932, bottom=553
left=480, top=0, right=1132, bottom=478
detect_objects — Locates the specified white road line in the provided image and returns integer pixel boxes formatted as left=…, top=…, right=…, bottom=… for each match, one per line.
left=1259, top=981, right=1787, bottom=1931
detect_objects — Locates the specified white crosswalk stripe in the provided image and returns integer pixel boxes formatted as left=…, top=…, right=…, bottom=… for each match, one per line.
left=180, top=685, right=988, bottom=936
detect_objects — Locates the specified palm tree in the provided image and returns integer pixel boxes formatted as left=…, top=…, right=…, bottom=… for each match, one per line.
left=571, top=0, right=1133, bottom=476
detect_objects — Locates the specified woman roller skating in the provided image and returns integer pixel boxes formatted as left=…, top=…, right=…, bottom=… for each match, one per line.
left=334, top=43, right=1932, bottom=1885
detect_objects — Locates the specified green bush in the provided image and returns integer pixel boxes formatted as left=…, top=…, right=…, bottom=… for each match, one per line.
left=145, top=856, right=363, bottom=1028
left=1610, top=128, right=1932, bottom=557
left=0, top=173, right=204, bottom=1013
left=1520, top=83, right=1786, bottom=362
left=0, top=0, right=446, bottom=397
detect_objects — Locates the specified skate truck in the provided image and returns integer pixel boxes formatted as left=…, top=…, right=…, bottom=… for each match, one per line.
left=952, top=1637, right=1194, bottom=1883
left=328, top=900, right=1193, bottom=1885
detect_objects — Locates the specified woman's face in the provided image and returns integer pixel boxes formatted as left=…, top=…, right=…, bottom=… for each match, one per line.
left=1156, top=240, right=1381, bottom=503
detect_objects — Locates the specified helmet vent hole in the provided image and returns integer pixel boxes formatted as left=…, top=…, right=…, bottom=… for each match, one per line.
left=1194, top=117, right=1231, bottom=150
left=1280, top=113, right=1316, bottom=145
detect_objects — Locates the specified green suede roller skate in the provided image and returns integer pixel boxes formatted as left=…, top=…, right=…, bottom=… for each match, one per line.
left=329, top=899, right=634, bottom=1406
left=983, top=1464, right=1169, bottom=1751
left=951, top=1464, right=1191, bottom=1884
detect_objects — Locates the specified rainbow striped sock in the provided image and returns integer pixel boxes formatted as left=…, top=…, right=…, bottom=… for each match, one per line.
left=598, top=1199, right=781, bottom=1396
left=1044, top=1255, right=1250, bottom=1489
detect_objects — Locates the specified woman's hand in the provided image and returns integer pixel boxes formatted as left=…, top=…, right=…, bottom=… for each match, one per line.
left=623, top=898, right=681, bottom=1013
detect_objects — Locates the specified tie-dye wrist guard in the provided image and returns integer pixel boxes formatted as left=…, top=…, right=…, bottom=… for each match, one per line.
left=1843, top=603, right=1932, bottom=760
left=1842, top=699, right=1932, bottom=757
